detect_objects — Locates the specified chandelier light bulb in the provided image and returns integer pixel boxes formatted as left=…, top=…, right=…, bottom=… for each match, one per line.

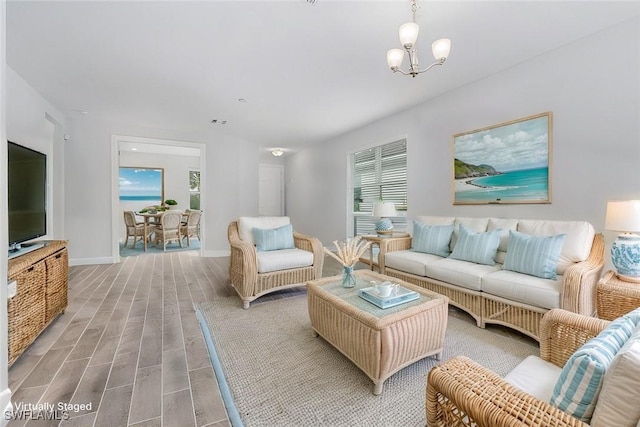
left=387, top=49, right=405, bottom=69
left=432, top=38, right=451, bottom=61
left=399, top=22, right=419, bottom=49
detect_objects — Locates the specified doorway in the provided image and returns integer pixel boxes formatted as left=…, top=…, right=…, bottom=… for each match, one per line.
left=259, top=164, right=284, bottom=216
left=111, top=135, right=206, bottom=261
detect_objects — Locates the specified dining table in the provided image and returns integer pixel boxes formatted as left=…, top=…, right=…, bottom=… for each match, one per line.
left=136, top=210, right=188, bottom=251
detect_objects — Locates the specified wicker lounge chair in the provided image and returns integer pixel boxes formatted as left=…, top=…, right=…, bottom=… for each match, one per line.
left=426, top=308, right=610, bottom=427
left=228, top=218, right=324, bottom=308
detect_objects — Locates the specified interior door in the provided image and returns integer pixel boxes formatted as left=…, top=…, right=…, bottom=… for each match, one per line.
left=259, top=164, right=284, bottom=216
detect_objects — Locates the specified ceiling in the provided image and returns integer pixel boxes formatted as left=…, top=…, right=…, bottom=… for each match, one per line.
left=6, top=1, right=640, bottom=155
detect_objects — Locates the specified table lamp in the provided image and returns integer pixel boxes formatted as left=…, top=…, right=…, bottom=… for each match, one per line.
left=372, top=201, right=397, bottom=235
left=605, top=200, right=640, bottom=282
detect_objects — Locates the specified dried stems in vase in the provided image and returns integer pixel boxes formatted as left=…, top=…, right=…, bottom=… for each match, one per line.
left=324, top=236, right=371, bottom=267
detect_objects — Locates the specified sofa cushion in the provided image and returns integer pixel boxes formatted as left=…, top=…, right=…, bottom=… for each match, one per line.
left=550, top=310, right=640, bottom=423
left=415, top=216, right=455, bottom=227
left=481, top=269, right=562, bottom=309
left=450, top=224, right=502, bottom=265
left=488, top=218, right=519, bottom=264
left=590, top=323, right=640, bottom=427
left=238, top=216, right=291, bottom=245
left=450, top=217, right=489, bottom=251
left=252, top=224, right=295, bottom=252
left=504, top=355, right=562, bottom=403
left=412, top=222, right=454, bottom=257
left=517, top=220, right=595, bottom=275
left=385, top=250, right=442, bottom=277
left=256, top=248, right=313, bottom=274
left=427, top=258, right=501, bottom=291
left=503, top=230, right=566, bottom=279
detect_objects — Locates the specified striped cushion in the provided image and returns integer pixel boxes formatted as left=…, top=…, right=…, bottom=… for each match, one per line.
left=450, top=224, right=502, bottom=265
left=503, top=230, right=566, bottom=279
left=550, top=311, right=640, bottom=423
left=412, top=222, right=454, bottom=257
left=252, top=224, right=295, bottom=252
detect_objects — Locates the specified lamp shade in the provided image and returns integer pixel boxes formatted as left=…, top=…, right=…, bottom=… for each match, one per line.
left=432, top=38, right=451, bottom=60
left=372, top=201, right=397, bottom=218
left=399, top=22, right=419, bottom=48
left=387, top=49, right=405, bottom=69
left=605, top=200, right=640, bottom=232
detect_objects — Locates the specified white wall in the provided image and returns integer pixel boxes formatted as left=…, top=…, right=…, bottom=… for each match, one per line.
left=64, top=116, right=261, bottom=263
left=286, top=17, right=640, bottom=269
left=6, top=67, right=66, bottom=243
left=1, top=2, right=12, bottom=421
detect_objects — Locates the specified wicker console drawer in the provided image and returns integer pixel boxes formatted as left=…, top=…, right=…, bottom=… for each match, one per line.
left=7, top=241, right=68, bottom=366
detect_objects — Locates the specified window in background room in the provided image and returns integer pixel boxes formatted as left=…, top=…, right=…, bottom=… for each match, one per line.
left=351, top=139, right=407, bottom=236
left=189, top=170, right=200, bottom=210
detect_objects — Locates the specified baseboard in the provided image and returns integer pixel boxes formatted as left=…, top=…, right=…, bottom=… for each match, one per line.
left=69, top=257, right=115, bottom=266
left=0, top=388, right=12, bottom=427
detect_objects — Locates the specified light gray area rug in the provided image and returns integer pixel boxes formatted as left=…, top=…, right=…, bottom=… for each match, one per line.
left=196, top=294, right=538, bottom=427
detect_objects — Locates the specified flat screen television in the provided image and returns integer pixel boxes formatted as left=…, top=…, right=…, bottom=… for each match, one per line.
left=8, top=141, right=47, bottom=251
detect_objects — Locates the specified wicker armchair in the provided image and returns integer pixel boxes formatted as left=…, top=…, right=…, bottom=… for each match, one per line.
left=228, top=219, right=324, bottom=309
left=154, top=211, right=183, bottom=251
left=180, top=209, right=202, bottom=246
left=124, top=211, right=154, bottom=248
left=426, top=309, right=610, bottom=427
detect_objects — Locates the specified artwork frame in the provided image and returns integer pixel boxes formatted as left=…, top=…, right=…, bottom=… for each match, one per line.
left=118, top=167, right=165, bottom=204
left=452, top=112, right=552, bottom=205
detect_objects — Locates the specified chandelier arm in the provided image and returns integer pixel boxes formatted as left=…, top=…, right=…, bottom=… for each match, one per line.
left=414, top=60, right=445, bottom=75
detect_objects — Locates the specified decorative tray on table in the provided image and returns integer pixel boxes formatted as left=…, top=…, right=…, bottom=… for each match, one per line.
left=358, top=286, right=419, bottom=309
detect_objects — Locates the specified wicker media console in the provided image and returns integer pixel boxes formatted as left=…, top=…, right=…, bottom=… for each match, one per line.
left=7, top=240, right=68, bottom=366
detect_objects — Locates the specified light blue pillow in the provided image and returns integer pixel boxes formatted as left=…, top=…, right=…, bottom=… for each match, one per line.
left=252, top=224, right=295, bottom=252
left=450, top=224, right=502, bottom=265
left=412, top=222, right=454, bottom=257
left=550, top=309, right=640, bottom=423
left=502, top=230, right=566, bottom=279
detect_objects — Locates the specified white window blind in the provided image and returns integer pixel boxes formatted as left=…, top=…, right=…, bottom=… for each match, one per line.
left=351, top=139, right=407, bottom=236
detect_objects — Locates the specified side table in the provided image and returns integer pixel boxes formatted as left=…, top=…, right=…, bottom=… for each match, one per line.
left=359, top=233, right=410, bottom=272
left=596, top=270, right=640, bottom=321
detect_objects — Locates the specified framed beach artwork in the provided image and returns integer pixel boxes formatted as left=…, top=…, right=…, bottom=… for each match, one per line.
left=452, top=112, right=552, bottom=205
left=118, top=167, right=164, bottom=204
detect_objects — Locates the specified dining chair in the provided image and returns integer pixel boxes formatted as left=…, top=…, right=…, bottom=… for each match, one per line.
left=123, top=211, right=154, bottom=248
left=180, top=210, right=202, bottom=246
left=154, top=211, right=183, bottom=251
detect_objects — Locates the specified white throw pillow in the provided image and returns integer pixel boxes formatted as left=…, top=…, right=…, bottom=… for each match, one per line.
left=590, top=323, right=640, bottom=427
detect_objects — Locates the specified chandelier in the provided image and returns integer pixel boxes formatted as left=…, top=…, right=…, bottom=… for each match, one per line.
left=386, top=0, right=451, bottom=78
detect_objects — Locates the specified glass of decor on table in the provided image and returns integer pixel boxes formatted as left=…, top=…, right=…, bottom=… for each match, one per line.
left=324, top=236, right=371, bottom=288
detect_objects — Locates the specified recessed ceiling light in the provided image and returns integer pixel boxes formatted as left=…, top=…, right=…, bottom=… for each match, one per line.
left=238, top=98, right=247, bottom=103
left=131, top=148, right=137, bottom=151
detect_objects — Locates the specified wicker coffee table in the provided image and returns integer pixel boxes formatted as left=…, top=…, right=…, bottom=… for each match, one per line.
left=307, top=270, right=448, bottom=395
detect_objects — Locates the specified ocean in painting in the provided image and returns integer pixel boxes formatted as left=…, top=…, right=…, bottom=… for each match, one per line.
left=455, top=167, right=549, bottom=202
left=119, top=195, right=162, bottom=201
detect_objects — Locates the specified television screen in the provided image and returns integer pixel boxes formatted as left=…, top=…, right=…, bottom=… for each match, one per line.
left=8, top=141, right=47, bottom=248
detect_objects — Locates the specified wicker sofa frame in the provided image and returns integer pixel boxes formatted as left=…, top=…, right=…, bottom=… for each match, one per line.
left=426, top=309, right=610, bottom=427
left=377, top=234, right=605, bottom=341
left=228, top=221, right=324, bottom=309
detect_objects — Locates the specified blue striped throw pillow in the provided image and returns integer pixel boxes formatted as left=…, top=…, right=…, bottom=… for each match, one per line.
left=502, top=230, right=566, bottom=279
left=450, top=224, right=502, bottom=265
left=550, top=310, right=640, bottom=423
left=252, top=224, right=295, bottom=252
left=412, top=222, right=454, bottom=257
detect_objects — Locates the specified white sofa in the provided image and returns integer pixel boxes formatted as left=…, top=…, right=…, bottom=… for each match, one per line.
left=378, top=216, right=605, bottom=340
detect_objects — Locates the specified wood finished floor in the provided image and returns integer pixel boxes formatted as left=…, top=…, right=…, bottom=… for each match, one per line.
left=8, top=251, right=237, bottom=427
left=7, top=251, right=532, bottom=427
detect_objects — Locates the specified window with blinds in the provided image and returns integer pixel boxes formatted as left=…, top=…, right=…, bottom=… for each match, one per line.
left=351, top=139, right=407, bottom=236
